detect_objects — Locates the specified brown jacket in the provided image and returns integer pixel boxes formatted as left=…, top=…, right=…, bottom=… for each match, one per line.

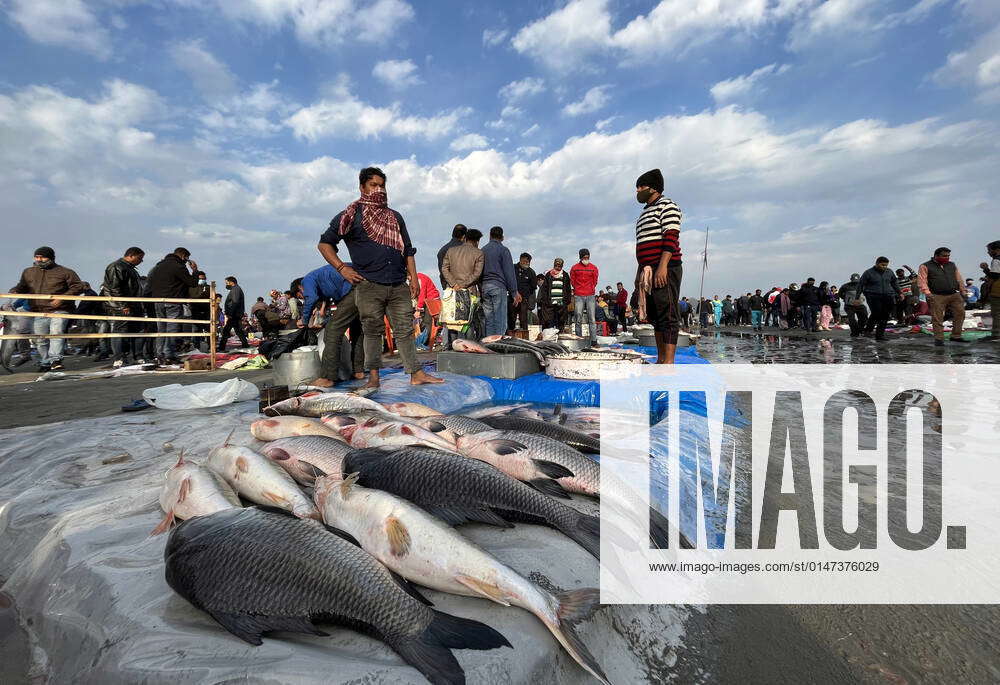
left=442, top=243, right=484, bottom=296
left=11, top=263, right=85, bottom=312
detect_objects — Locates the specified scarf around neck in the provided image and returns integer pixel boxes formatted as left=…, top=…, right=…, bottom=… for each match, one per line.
left=338, top=190, right=404, bottom=252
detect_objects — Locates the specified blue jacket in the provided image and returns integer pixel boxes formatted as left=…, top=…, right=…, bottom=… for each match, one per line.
left=859, top=266, right=901, bottom=297
left=320, top=208, right=415, bottom=285
left=301, top=264, right=354, bottom=324
left=480, top=239, right=517, bottom=294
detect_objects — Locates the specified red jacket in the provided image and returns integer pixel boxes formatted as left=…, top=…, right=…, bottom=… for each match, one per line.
left=416, top=272, right=440, bottom=309
left=615, top=288, right=628, bottom=308
left=570, top=262, right=599, bottom=297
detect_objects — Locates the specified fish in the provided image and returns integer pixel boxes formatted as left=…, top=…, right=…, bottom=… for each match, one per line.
left=480, top=416, right=601, bottom=454
left=456, top=430, right=678, bottom=549
left=463, top=403, right=533, bottom=419
left=315, top=475, right=610, bottom=684
left=451, top=338, right=494, bottom=354
left=483, top=341, right=547, bottom=366
left=338, top=417, right=460, bottom=453
left=450, top=432, right=574, bottom=499
left=164, top=507, right=511, bottom=685
left=414, top=414, right=493, bottom=439
left=250, top=416, right=346, bottom=442
left=258, top=436, right=352, bottom=486
left=320, top=409, right=398, bottom=429
left=206, top=443, right=320, bottom=520
left=263, top=391, right=387, bottom=417
left=342, top=446, right=603, bottom=559
left=152, top=452, right=241, bottom=535
left=509, top=408, right=545, bottom=421
left=381, top=401, right=444, bottom=418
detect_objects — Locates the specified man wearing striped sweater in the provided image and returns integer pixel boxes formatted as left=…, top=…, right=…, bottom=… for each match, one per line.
left=634, top=168, right=683, bottom=363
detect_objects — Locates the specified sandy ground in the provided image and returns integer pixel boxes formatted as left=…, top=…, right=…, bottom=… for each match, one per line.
left=2, top=338, right=999, bottom=683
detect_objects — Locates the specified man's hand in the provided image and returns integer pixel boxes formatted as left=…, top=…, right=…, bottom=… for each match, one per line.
left=51, top=299, right=64, bottom=310
left=188, top=260, right=198, bottom=272
left=122, top=306, right=130, bottom=315
left=981, top=262, right=990, bottom=270
left=634, top=279, right=640, bottom=293
left=654, top=264, right=669, bottom=289
left=339, top=265, right=364, bottom=284
left=513, top=292, right=522, bottom=306
left=410, top=281, right=420, bottom=301
left=296, top=319, right=304, bottom=328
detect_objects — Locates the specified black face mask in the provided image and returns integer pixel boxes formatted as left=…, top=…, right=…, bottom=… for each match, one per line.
left=225, top=284, right=233, bottom=290
left=636, top=189, right=654, bottom=204
left=35, top=259, right=54, bottom=269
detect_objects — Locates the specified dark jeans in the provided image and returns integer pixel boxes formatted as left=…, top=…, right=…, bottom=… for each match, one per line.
left=800, top=304, right=818, bottom=332
left=646, top=265, right=683, bottom=345
left=219, top=315, right=249, bottom=350
left=154, top=303, right=183, bottom=358
left=355, top=280, right=418, bottom=374
left=865, top=294, right=894, bottom=338
left=845, top=305, right=868, bottom=336
left=320, top=292, right=364, bottom=381
left=540, top=303, right=566, bottom=331
left=509, top=296, right=531, bottom=330
left=991, top=296, right=1000, bottom=337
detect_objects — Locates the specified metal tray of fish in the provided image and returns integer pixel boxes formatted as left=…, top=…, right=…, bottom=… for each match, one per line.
left=437, top=350, right=541, bottom=379
left=545, top=352, right=645, bottom=381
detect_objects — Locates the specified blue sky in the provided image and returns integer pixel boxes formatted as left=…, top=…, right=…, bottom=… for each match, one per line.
left=2, top=0, right=998, bottom=302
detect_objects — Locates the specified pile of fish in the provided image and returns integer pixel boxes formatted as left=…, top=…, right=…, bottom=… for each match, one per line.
left=452, top=335, right=569, bottom=366
left=153, top=391, right=690, bottom=684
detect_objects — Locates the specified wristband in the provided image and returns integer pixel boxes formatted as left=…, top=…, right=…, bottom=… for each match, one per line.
left=336, top=264, right=347, bottom=273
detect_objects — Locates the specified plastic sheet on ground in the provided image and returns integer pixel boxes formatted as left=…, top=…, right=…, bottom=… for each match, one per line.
left=480, top=346, right=707, bottom=406
left=0, top=402, right=692, bottom=684
left=142, top=378, right=259, bottom=409
left=365, top=370, right=494, bottom=414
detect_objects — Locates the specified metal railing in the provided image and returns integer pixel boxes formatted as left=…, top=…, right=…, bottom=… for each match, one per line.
left=0, top=282, right=219, bottom=369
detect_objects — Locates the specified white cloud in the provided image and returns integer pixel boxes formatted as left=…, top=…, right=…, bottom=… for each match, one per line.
left=284, top=76, right=468, bottom=142
left=190, top=0, right=415, bottom=47
left=483, top=27, right=509, bottom=47
left=372, top=59, right=422, bottom=89
left=595, top=115, right=619, bottom=131
left=522, top=123, right=541, bottom=136
left=710, top=64, right=790, bottom=103
left=512, top=0, right=612, bottom=71
left=517, top=146, right=542, bottom=157
left=563, top=85, right=611, bottom=116
left=499, top=77, right=546, bottom=103
left=932, top=23, right=1000, bottom=103
left=199, top=81, right=296, bottom=137
left=159, top=223, right=286, bottom=243
left=170, top=40, right=239, bottom=102
left=7, top=0, right=112, bottom=59
left=450, top=133, right=489, bottom=151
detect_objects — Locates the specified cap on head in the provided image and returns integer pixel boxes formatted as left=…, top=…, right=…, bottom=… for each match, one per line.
left=807, top=277, right=815, bottom=283
left=34, top=246, right=55, bottom=260
left=579, top=248, right=590, bottom=258
left=635, top=168, right=664, bottom=193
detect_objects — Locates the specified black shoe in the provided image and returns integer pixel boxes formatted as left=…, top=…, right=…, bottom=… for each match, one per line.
left=949, top=337, right=970, bottom=343
left=165, top=356, right=183, bottom=365
left=50, top=360, right=64, bottom=370
left=934, top=340, right=944, bottom=347
left=37, top=363, right=51, bottom=372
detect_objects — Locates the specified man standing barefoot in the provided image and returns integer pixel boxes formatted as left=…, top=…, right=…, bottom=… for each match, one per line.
left=633, top=169, right=683, bottom=364
left=318, top=167, right=443, bottom=388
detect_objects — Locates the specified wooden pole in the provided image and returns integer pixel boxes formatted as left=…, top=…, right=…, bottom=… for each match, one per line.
left=209, top=280, right=218, bottom=370
left=5, top=311, right=214, bottom=325
left=0, top=293, right=210, bottom=304
left=0, top=332, right=212, bottom=340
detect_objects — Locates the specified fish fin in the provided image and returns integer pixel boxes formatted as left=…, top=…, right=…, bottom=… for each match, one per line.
left=454, top=574, right=511, bottom=606
left=486, top=438, right=526, bottom=456
left=555, top=512, right=601, bottom=560
left=267, top=448, right=291, bottom=461
left=571, top=442, right=601, bottom=455
left=385, top=516, right=411, bottom=557
left=548, top=588, right=612, bottom=685
left=390, top=570, right=434, bottom=606
left=363, top=417, right=380, bottom=428
left=173, top=449, right=186, bottom=468
left=340, top=472, right=360, bottom=499
left=422, top=609, right=512, bottom=650
left=262, top=490, right=289, bottom=506
left=553, top=404, right=563, bottom=416
left=177, top=476, right=192, bottom=503
left=527, top=478, right=572, bottom=499
left=422, top=504, right=513, bottom=529
left=558, top=414, right=569, bottom=426
left=299, top=461, right=328, bottom=479
left=223, top=428, right=236, bottom=447
left=235, top=455, right=249, bottom=474
left=209, top=611, right=327, bottom=646
left=422, top=420, right=447, bottom=433
left=149, top=510, right=174, bottom=536
left=532, top=459, right=574, bottom=479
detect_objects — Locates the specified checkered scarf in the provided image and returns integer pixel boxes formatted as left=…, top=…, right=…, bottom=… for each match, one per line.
left=338, top=190, right=404, bottom=252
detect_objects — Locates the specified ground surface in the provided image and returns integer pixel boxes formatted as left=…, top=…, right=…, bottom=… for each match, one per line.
left=1, top=332, right=998, bottom=683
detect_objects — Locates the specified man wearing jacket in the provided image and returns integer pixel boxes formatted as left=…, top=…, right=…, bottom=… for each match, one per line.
left=858, top=257, right=901, bottom=341
left=615, top=283, right=629, bottom=331
left=219, top=276, right=249, bottom=351
left=570, top=248, right=599, bottom=345
left=538, top=258, right=572, bottom=331
left=10, top=246, right=85, bottom=371
left=441, top=228, right=485, bottom=347
left=147, top=247, right=199, bottom=363
left=100, top=246, right=144, bottom=367
left=436, top=224, right=466, bottom=290
left=292, top=264, right=362, bottom=387
left=980, top=240, right=1000, bottom=341
left=798, top=278, right=821, bottom=332
left=480, top=226, right=520, bottom=337
left=509, top=253, right=536, bottom=332
left=749, top=289, right=766, bottom=331
left=839, top=274, right=868, bottom=336
left=917, top=247, right=969, bottom=345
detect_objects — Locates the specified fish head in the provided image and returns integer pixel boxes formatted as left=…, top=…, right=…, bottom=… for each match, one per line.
left=263, top=397, right=301, bottom=417
left=249, top=418, right=280, bottom=440
left=321, top=413, right=357, bottom=429
left=261, top=444, right=292, bottom=462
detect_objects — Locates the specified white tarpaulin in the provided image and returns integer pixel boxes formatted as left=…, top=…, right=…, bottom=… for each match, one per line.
left=0, top=401, right=691, bottom=684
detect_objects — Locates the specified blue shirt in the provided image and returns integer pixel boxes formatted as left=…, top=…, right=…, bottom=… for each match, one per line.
left=320, top=207, right=416, bottom=285
left=301, top=264, right=354, bottom=324
left=480, top=239, right=517, bottom=294
left=965, top=284, right=979, bottom=302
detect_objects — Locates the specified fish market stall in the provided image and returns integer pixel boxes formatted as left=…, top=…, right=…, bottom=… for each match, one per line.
left=0, top=372, right=696, bottom=684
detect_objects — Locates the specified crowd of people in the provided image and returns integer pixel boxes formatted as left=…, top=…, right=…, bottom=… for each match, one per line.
left=4, top=163, right=997, bottom=378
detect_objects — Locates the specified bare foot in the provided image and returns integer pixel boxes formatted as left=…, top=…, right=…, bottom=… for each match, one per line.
left=311, top=377, right=335, bottom=388
left=410, top=369, right=445, bottom=385
left=352, top=372, right=366, bottom=380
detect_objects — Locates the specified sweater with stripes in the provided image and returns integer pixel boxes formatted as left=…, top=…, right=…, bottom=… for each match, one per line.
left=635, top=196, right=682, bottom=267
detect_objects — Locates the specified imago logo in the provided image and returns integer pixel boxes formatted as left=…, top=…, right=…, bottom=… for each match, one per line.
left=598, top=365, right=1000, bottom=604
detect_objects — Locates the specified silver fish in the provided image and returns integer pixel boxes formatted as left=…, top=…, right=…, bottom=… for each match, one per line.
left=263, top=391, right=386, bottom=417
left=250, top=416, right=346, bottom=442
left=206, top=444, right=319, bottom=519
left=259, top=435, right=352, bottom=486
left=152, top=452, right=241, bottom=535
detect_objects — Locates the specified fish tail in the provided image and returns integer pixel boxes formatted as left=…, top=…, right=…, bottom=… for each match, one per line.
left=560, top=511, right=601, bottom=560
left=392, top=610, right=511, bottom=685
left=539, top=588, right=611, bottom=685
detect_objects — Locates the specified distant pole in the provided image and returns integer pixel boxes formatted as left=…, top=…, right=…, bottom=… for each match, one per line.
left=697, top=227, right=708, bottom=331
left=209, top=280, right=218, bottom=370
